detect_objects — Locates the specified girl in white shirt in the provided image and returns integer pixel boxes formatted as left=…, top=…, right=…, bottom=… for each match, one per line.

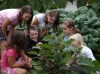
left=31, top=10, right=59, bottom=37
left=69, top=33, right=96, bottom=61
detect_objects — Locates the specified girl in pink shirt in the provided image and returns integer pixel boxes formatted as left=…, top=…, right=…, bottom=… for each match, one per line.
left=1, top=30, right=32, bottom=74
left=0, top=5, right=33, bottom=56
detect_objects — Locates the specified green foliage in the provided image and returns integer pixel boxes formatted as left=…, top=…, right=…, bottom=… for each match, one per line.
left=0, top=0, right=70, bottom=12
left=56, top=6, right=100, bottom=60
left=88, top=0, right=100, bottom=16
left=28, top=33, right=100, bottom=74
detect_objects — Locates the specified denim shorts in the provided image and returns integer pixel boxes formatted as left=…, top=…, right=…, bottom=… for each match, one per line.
left=0, top=27, right=9, bottom=42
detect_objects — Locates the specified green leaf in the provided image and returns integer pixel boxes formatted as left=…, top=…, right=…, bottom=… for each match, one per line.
left=92, top=60, right=100, bottom=71
left=77, top=0, right=86, bottom=7
left=32, top=61, right=41, bottom=66
left=30, top=69, right=38, bottom=74
left=54, top=0, right=69, bottom=8
left=32, top=46, right=42, bottom=50
left=29, top=0, right=42, bottom=11
left=78, top=58, right=94, bottom=67
left=41, top=0, right=53, bottom=10
left=34, top=66, right=43, bottom=70
left=39, top=44, right=52, bottom=49
left=27, top=51, right=38, bottom=55
left=59, top=51, right=72, bottom=65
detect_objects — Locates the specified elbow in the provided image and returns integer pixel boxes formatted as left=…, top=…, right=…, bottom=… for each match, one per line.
left=9, top=65, right=14, bottom=68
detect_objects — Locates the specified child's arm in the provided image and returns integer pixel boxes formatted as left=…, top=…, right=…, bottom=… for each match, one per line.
left=8, top=56, right=25, bottom=68
left=7, top=25, right=16, bottom=42
left=32, top=17, right=39, bottom=25
left=20, top=50, right=32, bottom=68
left=20, top=50, right=29, bottom=61
left=1, top=18, right=12, bottom=41
left=40, top=28, right=48, bottom=37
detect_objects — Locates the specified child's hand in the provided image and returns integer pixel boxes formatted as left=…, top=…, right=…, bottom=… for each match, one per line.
left=28, top=58, right=32, bottom=64
left=37, top=42, right=43, bottom=45
left=36, top=42, right=43, bottom=48
left=24, top=60, right=32, bottom=68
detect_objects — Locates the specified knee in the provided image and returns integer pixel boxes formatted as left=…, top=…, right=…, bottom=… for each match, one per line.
left=21, top=69, right=28, bottom=74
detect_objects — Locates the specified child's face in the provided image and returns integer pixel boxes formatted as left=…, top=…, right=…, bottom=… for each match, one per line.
left=22, top=13, right=32, bottom=22
left=47, top=14, right=56, bottom=24
left=62, top=24, right=73, bottom=35
left=29, top=30, right=38, bottom=41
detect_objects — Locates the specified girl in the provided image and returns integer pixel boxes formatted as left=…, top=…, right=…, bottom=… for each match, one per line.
left=26, top=25, right=42, bottom=57
left=0, top=5, right=33, bottom=55
left=69, top=33, right=96, bottom=61
left=31, top=9, right=59, bottom=37
left=62, top=18, right=80, bottom=42
left=1, top=30, right=32, bottom=74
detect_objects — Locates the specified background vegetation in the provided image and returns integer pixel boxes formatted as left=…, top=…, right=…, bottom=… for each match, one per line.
left=0, top=0, right=100, bottom=73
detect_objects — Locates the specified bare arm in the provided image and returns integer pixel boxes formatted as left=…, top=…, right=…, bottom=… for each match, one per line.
left=40, top=28, right=48, bottom=37
left=32, top=17, right=39, bottom=25
left=20, top=50, right=32, bottom=68
left=1, top=18, right=12, bottom=41
left=8, top=56, right=24, bottom=68
left=7, top=25, right=16, bottom=42
left=20, top=50, right=29, bottom=61
left=32, top=17, right=48, bottom=37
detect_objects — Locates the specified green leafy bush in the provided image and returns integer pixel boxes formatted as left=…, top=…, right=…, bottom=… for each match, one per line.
left=57, top=6, right=100, bottom=60
left=28, top=33, right=100, bottom=74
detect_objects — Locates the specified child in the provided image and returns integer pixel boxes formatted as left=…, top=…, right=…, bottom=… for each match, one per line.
left=69, top=33, right=96, bottom=61
left=62, top=18, right=80, bottom=41
left=0, top=5, right=33, bottom=55
left=26, top=25, right=42, bottom=50
left=31, top=9, right=59, bottom=37
left=1, top=30, right=32, bottom=74
left=25, top=25, right=42, bottom=58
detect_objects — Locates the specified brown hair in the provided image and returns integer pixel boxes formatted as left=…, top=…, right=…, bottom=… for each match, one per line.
left=19, top=5, right=33, bottom=32
left=46, top=9, right=59, bottom=32
left=28, top=25, right=39, bottom=34
left=7, top=31, right=26, bottom=52
left=63, top=19, right=80, bottom=34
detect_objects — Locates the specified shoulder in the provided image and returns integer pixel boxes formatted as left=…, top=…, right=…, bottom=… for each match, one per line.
left=34, top=13, right=45, bottom=20
left=7, top=9, right=19, bottom=17
left=7, top=9, right=19, bottom=22
left=34, top=13, right=45, bottom=17
left=81, top=46, right=92, bottom=53
left=7, top=48, right=16, bottom=53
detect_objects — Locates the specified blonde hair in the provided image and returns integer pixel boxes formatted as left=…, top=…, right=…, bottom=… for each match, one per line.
left=69, top=33, right=85, bottom=47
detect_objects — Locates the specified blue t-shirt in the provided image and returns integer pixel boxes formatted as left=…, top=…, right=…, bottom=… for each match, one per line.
left=63, top=36, right=68, bottom=42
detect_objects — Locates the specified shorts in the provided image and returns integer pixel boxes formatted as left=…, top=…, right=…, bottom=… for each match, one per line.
left=1, top=58, right=24, bottom=74
left=1, top=67, right=16, bottom=74
left=0, top=27, right=9, bottom=42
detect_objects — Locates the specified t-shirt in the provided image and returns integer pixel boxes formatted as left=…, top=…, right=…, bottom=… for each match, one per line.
left=0, top=9, right=20, bottom=27
left=63, top=36, right=68, bottom=42
left=80, top=46, right=96, bottom=61
left=31, top=13, right=51, bottom=30
left=1, top=48, right=18, bottom=70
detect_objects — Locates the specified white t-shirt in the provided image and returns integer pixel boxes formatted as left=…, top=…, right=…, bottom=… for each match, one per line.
left=32, top=13, right=51, bottom=31
left=79, top=46, right=96, bottom=61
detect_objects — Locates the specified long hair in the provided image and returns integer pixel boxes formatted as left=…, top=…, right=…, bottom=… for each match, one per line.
left=69, top=33, right=85, bottom=47
left=6, top=31, right=26, bottom=52
left=19, top=5, right=33, bottom=32
left=46, top=10, right=59, bottom=32
left=63, top=19, right=80, bottom=34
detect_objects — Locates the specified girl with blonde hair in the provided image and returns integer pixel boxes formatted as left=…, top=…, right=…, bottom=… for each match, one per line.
left=69, top=33, right=96, bottom=61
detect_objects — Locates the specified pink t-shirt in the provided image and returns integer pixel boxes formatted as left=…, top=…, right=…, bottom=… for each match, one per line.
left=1, top=48, right=18, bottom=70
left=0, top=9, right=20, bottom=27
